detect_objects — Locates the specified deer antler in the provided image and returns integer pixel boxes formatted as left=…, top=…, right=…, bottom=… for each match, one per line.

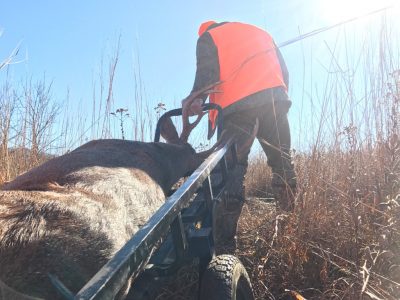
left=180, top=81, right=222, bottom=142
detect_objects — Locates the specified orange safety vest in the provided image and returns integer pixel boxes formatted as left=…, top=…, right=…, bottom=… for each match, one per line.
left=206, top=22, right=287, bottom=128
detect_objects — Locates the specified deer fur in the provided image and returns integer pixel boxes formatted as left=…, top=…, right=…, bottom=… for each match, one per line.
left=0, top=95, right=257, bottom=299
left=0, top=134, right=205, bottom=299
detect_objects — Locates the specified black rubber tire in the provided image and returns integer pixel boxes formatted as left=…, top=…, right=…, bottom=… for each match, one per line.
left=199, top=254, right=254, bottom=300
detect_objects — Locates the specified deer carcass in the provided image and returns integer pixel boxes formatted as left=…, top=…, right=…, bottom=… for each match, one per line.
left=0, top=87, right=225, bottom=299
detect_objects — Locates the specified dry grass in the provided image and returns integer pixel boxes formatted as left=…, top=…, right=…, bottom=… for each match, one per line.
left=241, top=146, right=400, bottom=299
left=0, top=15, right=399, bottom=300
left=239, top=16, right=400, bottom=299
left=140, top=129, right=400, bottom=299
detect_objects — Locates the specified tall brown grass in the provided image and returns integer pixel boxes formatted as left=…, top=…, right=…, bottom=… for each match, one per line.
left=243, top=17, right=399, bottom=299
left=0, top=15, right=399, bottom=300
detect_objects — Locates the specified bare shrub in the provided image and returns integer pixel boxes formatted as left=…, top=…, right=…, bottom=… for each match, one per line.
left=245, top=151, right=272, bottom=198
left=0, top=75, right=60, bottom=184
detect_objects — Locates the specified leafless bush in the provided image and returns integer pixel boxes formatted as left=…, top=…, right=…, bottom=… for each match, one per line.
left=0, top=76, right=60, bottom=182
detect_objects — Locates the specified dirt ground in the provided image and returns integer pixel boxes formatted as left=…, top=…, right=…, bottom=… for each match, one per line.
left=147, top=198, right=281, bottom=300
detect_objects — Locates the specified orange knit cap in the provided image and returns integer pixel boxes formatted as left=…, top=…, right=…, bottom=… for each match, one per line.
left=198, top=21, right=216, bottom=36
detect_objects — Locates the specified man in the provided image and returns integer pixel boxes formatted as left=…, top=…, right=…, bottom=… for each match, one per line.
left=183, top=21, right=296, bottom=239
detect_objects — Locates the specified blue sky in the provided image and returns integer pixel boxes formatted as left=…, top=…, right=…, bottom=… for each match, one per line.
left=1, top=1, right=323, bottom=102
left=1, top=0, right=398, bottom=149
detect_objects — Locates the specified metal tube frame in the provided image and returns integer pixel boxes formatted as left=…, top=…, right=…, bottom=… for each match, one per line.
left=51, top=104, right=232, bottom=299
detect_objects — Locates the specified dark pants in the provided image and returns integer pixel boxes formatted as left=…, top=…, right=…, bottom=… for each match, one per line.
left=214, top=94, right=296, bottom=242
left=224, top=98, right=296, bottom=192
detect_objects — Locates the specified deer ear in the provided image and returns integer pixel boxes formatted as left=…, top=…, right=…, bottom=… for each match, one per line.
left=160, top=117, right=181, bottom=144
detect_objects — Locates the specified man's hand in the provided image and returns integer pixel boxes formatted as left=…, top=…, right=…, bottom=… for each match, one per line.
left=179, top=82, right=220, bottom=141
left=181, top=96, right=204, bottom=117
left=181, top=96, right=205, bottom=141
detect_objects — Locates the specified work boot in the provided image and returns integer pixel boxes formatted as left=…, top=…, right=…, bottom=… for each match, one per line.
left=214, top=193, right=244, bottom=244
left=212, top=162, right=247, bottom=246
left=271, top=170, right=296, bottom=212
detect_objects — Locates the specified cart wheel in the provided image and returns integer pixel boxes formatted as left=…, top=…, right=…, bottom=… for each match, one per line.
left=199, top=254, right=254, bottom=300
